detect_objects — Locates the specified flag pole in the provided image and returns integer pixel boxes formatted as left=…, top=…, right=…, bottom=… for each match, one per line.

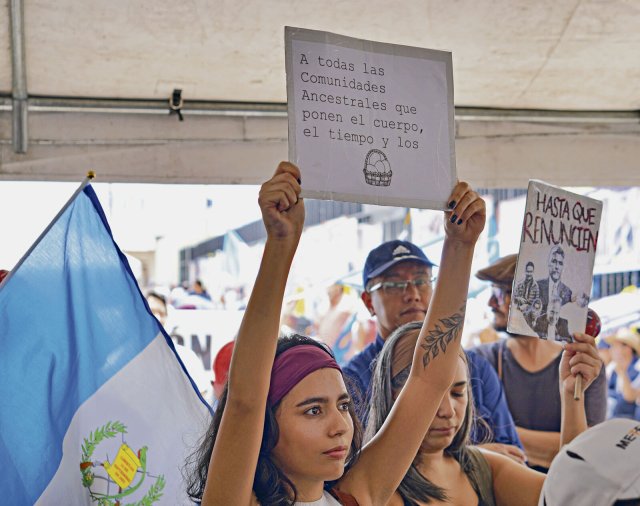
left=0, top=171, right=96, bottom=290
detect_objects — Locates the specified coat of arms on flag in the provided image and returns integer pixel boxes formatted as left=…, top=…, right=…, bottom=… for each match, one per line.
left=0, top=178, right=210, bottom=505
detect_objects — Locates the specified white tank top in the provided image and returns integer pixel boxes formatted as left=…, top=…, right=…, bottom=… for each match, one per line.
left=295, top=490, right=342, bottom=505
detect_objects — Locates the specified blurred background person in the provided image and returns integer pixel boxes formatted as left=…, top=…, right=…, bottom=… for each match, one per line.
left=604, top=326, right=640, bottom=420
left=313, top=281, right=374, bottom=366
left=190, top=279, right=211, bottom=300
left=146, top=291, right=211, bottom=400
left=280, top=286, right=314, bottom=336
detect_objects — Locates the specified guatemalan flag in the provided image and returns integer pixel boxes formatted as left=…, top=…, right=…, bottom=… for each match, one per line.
left=0, top=179, right=211, bottom=505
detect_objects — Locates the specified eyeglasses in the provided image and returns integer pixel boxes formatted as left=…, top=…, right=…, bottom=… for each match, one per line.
left=368, top=277, right=436, bottom=295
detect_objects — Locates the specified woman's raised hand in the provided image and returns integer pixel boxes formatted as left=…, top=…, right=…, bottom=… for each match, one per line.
left=258, top=162, right=305, bottom=242
left=560, top=332, right=603, bottom=395
left=444, top=182, right=486, bottom=244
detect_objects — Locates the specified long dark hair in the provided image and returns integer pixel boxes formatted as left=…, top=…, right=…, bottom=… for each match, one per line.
left=365, top=321, right=481, bottom=505
left=185, top=334, right=363, bottom=505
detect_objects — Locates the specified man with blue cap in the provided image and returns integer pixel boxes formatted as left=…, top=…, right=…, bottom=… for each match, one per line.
left=343, top=239, right=527, bottom=463
left=344, top=240, right=434, bottom=398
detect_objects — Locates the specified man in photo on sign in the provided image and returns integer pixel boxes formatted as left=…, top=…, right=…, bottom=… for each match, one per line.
left=531, top=296, right=572, bottom=343
left=513, top=261, right=540, bottom=316
left=537, top=246, right=574, bottom=313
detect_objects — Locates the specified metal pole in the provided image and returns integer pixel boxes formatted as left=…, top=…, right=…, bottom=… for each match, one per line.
left=9, top=0, right=28, bottom=153
left=1, top=95, right=638, bottom=124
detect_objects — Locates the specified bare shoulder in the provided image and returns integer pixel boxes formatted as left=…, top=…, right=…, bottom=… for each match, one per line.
left=478, top=446, right=535, bottom=474
left=479, top=447, right=545, bottom=486
left=478, top=446, right=511, bottom=471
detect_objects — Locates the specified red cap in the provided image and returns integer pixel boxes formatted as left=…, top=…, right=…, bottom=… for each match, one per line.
left=585, top=308, right=601, bottom=338
left=212, top=341, right=235, bottom=385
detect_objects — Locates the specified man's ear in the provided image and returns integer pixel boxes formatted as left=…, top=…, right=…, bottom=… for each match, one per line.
left=361, top=290, right=375, bottom=316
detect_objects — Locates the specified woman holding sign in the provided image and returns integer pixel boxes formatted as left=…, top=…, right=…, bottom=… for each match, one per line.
left=186, top=161, right=486, bottom=505
left=365, top=323, right=602, bottom=505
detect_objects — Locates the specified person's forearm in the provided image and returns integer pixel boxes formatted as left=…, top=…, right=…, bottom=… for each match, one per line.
left=617, top=371, right=639, bottom=402
left=560, top=390, right=587, bottom=447
left=411, top=238, right=474, bottom=389
left=515, top=426, right=560, bottom=468
left=227, top=237, right=298, bottom=405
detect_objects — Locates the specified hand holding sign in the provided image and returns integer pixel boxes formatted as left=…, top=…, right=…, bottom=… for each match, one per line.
left=560, top=330, right=602, bottom=400
left=444, top=182, right=486, bottom=245
left=572, top=308, right=602, bottom=401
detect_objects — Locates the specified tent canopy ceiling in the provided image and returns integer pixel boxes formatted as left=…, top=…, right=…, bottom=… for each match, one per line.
left=1, top=0, right=639, bottom=187
left=2, top=0, right=639, bottom=109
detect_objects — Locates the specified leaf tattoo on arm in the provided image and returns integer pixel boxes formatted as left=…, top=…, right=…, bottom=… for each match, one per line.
left=420, top=303, right=466, bottom=368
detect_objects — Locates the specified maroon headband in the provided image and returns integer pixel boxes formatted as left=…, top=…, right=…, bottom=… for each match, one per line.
left=268, top=344, right=341, bottom=406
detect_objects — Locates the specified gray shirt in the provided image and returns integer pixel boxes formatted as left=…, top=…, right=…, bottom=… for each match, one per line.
left=474, top=339, right=607, bottom=431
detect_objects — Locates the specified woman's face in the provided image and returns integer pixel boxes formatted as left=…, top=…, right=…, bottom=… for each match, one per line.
left=272, top=367, right=354, bottom=489
left=420, top=356, right=468, bottom=453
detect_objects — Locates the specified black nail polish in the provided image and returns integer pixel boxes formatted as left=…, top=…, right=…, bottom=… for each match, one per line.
left=457, top=219, right=463, bottom=225
left=297, top=177, right=302, bottom=184
left=448, top=200, right=456, bottom=209
left=450, top=214, right=458, bottom=223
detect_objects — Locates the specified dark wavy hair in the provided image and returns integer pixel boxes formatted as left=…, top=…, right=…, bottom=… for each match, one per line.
left=365, top=321, right=485, bottom=505
left=185, top=334, right=362, bottom=505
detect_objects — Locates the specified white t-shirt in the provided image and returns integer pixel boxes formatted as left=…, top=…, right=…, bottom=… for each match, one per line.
left=295, top=490, right=342, bottom=505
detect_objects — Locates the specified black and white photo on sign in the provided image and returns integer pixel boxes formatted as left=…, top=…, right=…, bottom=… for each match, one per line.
left=508, top=180, right=602, bottom=342
left=285, top=26, right=456, bottom=210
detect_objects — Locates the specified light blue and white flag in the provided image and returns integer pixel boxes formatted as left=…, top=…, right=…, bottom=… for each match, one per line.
left=0, top=179, right=211, bottom=505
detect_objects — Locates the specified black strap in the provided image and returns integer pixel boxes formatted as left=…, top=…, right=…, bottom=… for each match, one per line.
left=498, top=339, right=505, bottom=381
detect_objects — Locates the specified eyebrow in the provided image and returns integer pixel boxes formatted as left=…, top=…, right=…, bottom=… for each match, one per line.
left=452, top=381, right=467, bottom=388
left=295, top=393, right=350, bottom=407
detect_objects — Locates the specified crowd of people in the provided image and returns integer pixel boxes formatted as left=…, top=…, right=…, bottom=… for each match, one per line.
left=3, top=163, right=637, bottom=504
left=178, top=162, right=640, bottom=505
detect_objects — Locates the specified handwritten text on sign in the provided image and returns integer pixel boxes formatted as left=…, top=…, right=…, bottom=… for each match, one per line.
left=523, top=191, right=599, bottom=253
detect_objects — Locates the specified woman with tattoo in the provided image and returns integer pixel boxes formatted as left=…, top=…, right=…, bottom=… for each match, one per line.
left=366, top=322, right=602, bottom=505
left=186, top=161, right=486, bottom=505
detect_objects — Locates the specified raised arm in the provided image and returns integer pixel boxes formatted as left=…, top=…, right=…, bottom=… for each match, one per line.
left=202, top=162, right=303, bottom=506
left=338, top=183, right=486, bottom=504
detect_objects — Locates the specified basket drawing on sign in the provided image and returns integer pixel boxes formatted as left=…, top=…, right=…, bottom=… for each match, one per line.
left=363, top=149, right=392, bottom=186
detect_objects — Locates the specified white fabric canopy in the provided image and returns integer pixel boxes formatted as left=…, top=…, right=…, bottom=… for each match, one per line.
left=1, top=0, right=639, bottom=187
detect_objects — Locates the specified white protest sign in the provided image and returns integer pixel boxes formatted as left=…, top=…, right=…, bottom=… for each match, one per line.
left=285, top=27, right=456, bottom=209
left=508, top=180, right=603, bottom=341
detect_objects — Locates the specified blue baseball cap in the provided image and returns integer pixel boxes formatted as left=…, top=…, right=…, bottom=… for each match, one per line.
left=362, top=240, right=435, bottom=289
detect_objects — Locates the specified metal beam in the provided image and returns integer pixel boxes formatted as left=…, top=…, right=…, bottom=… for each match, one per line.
left=1, top=98, right=638, bottom=186
left=0, top=96, right=638, bottom=124
left=9, top=0, right=28, bottom=153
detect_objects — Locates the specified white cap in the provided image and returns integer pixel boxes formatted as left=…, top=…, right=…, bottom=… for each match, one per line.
left=540, top=419, right=640, bottom=506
